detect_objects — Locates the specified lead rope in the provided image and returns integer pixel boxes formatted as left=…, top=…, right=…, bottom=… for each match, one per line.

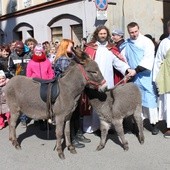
left=109, top=75, right=131, bottom=91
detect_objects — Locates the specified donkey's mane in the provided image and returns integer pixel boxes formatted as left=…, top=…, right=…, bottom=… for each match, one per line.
left=61, top=59, right=82, bottom=77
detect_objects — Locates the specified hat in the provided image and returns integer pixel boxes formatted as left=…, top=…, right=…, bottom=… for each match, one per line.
left=15, top=41, right=24, bottom=49
left=112, top=29, right=124, bottom=36
left=0, top=70, right=6, bottom=78
left=33, top=44, right=45, bottom=53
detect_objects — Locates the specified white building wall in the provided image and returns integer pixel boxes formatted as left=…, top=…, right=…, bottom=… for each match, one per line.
left=0, top=0, right=97, bottom=43
left=107, top=0, right=165, bottom=41
left=0, top=0, right=170, bottom=44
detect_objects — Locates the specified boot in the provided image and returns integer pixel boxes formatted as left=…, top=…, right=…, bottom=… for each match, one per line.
left=164, top=128, right=170, bottom=138
left=70, top=115, right=85, bottom=148
left=151, top=123, right=159, bottom=135
left=72, top=138, right=85, bottom=148
left=76, top=116, right=91, bottom=143
left=76, top=129, right=91, bottom=143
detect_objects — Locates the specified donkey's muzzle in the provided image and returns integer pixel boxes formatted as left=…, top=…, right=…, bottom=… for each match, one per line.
left=98, top=81, right=108, bottom=93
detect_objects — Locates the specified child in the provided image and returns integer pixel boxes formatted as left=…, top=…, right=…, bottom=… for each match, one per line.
left=0, top=70, right=10, bottom=130
left=26, top=44, right=54, bottom=130
left=47, top=45, right=56, bottom=66
left=26, top=44, right=54, bottom=79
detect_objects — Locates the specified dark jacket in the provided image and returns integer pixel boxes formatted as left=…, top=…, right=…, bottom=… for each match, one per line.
left=0, top=57, right=15, bottom=78
left=9, top=51, right=31, bottom=76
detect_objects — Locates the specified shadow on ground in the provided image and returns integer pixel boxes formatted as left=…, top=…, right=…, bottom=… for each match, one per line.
left=93, top=117, right=167, bottom=150
left=17, top=122, right=56, bottom=146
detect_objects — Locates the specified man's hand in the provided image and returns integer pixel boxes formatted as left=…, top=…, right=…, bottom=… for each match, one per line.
left=127, top=69, right=137, bottom=77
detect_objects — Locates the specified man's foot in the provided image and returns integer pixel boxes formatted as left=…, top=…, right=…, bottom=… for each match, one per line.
left=164, top=129, right=170, bottom=138
left=76, top=134, right=91, bottom=143
left=72, top=139, right=85, bottom=148
left=152, top=125, right=159, bottom=135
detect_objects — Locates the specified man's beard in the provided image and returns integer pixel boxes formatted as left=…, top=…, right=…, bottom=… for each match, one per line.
left=97, top=37, right=107, bottom=44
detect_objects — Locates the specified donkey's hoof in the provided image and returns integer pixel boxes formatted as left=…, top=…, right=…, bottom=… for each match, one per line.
left=70, top=149, right=77, bottom=154
left=123, top=145, right=129, bottom=151
left=140, top=139, right=144, bottom=145
left=68, top=145, right=77, bottom=154
left=15, top=145, right=21, bottom=150
left=58, top=153, right=65, bottom=160
left=12, top=141, right=21, bottom=150
left=96, top=145, right=104, bottom=151
left=139, top=136, right=145, bottom=144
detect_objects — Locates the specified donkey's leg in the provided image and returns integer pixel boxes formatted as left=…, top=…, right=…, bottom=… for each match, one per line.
left=96, top=120, right=110, bottom=151
left=113, top=119, right=129, bottom=151
left=55, top=117, right=65, bottom=160
left=133, top=105, right=145, bottom=144
left=64, top=120, right=77, bottom=154
left=9, top=110, right=21, bottom=149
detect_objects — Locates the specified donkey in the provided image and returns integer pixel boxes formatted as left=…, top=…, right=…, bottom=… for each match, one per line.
left=85, top=82, right=144, bottom=151
left=5, top=48, right=107, bottom=160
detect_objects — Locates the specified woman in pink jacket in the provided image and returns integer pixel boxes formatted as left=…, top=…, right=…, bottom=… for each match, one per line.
left=26, top=44, right=54, bottom=79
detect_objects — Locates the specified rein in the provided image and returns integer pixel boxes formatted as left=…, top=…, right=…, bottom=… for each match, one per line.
left=109, top=75, right=131, bottom=91
left=77, top=64, right=106, bottom=88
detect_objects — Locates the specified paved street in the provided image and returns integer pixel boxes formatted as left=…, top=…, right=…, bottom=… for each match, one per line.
left=0, top=120, right=170, bottom=170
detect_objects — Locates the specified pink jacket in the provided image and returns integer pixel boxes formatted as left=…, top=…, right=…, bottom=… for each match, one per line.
left=26, top=59, right=54, bottom=79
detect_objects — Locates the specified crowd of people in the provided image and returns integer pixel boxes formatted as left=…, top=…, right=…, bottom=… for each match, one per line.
left=0, top=20, right=170, bottom=149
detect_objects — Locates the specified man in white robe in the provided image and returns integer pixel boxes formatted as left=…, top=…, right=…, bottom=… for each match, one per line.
left=153, top=20, right=170, bottom=138
left=121, top=22, right=159, bottom=135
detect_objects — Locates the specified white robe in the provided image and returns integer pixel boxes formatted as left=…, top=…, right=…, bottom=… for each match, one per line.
left=153, top=35, right=170, bottom=128
left=95, top=43, right=129, bottom=89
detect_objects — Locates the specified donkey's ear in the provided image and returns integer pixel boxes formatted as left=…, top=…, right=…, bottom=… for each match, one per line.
left=72, top=47, right=89, bottom=65
left=73, top=54, right=87, bottom=65
left=81, top=51, right=90, bottom=60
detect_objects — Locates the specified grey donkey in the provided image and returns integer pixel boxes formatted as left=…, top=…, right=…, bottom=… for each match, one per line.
left=85, top=82, right=144, bottom=151
left=5, top=48, right=107, bottom=159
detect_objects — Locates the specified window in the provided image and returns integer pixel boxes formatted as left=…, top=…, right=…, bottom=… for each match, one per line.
left=51, top=27, right=62, bottom=43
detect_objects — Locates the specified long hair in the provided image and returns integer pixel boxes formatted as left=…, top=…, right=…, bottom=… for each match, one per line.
left=91, top=25, right=111, bottom=43
left=54, top=39, right=74, bottom=62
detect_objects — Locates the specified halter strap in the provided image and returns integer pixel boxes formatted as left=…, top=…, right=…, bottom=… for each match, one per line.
left=77, top=64, right=106, bottom=89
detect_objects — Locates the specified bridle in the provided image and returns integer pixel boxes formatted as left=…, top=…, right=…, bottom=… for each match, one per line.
left=77, top=64, right=106, bottom=89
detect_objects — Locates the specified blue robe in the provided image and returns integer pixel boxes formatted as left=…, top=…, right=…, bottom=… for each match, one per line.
left=122, top=39, right=157, bottom=108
